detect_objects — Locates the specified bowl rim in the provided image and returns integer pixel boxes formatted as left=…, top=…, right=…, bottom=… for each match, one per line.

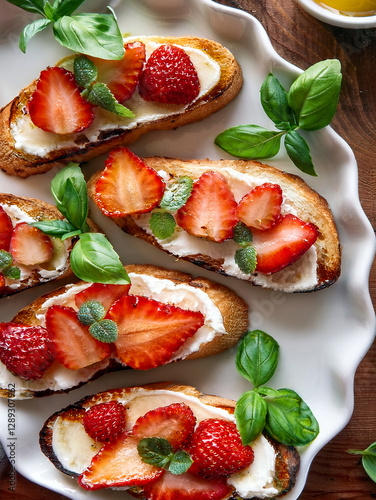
left=296, top=0, right=376, bottom=28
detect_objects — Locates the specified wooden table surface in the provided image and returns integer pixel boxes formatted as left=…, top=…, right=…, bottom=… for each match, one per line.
left=1, top=0, right=375, bottom=498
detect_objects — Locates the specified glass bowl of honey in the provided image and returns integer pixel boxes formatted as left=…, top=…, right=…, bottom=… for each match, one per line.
left=296, top=0, right=376, bottom=27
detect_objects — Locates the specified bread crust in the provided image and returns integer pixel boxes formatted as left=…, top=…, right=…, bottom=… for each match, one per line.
left=0, top=36, right=242, bottom=178
left=39, top=382, right=300, bottom=498
left=88, top=157, right=341, bottom=293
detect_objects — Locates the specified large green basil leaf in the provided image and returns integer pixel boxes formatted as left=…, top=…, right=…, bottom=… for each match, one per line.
left=236, top=330, right=279, bottom=388
left=70, top=233, right=130, bottom=284
left=349, top=442, right=376, bottom=483
left=235, top=390, right=267, bottom=445
left=30, top=219, right=78, bottom=237
left=287, top=59, right=342, bottom=131
left=53, top=0, right=86, bottom=17
left=284, top=130, right=317, bottom=176
left=261, top=73, right=296, bottom=131
left=7, top=0, right=45, bottom=15
left=19, top=18, right=53, bottom=52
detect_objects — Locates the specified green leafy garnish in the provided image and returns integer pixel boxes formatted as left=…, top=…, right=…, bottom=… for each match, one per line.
left=215, top=60, right=342, bottom=176
left=0, top=250, right=21, bottom=282
left=149, top=212, right=176, bottom=240
left=78, top=300, right=118, bottom=342
left=137, top=438, right=193, bottom=475
left=234, top=330, right=319, bottom=447
left=89, top=319, right=118, bottom=343
left=8, top=0, right=125, bottom=60
left=348, top=442, right=376, bottom=483
left=78, top=300, right=105, bottom=325
left=232, top=222, right=257, bottom=275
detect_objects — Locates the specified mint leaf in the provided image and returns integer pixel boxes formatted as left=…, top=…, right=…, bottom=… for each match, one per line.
left=138, top=438, right=173, bottom=469
left=261, top=73, right=296, bottom=131
left=30, top=220, right=77, bottom=237
left=19, top=18, right=52, bottom=52
left=78, top=300, right=105, bottom=325
left=74, top=55, right=97, bottom=89
left=235, top=390, right=267, bottom=445
left=0, top=251, right=13, bottom=270
left=284, top=130, right=317, bottom=176
left=348, top=442, right=376, bottom=483
left=89, top=319, right=118, bottom=343
left=85, top=82, right=135, bottom=118
left=150, top=212, right=176, bottom=240
left=233, top=222, right=253, bottom=247
left=3, top=266, right=21, bottom=280
left=168, top=450, right=193, bottom=475
left=160, top=176, right=193, bottom=211
left=235, top=246, right=257, bottom=274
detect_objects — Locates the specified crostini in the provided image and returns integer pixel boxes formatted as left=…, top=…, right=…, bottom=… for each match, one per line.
left=88, top=151, right=341, bottom=293
left=0, top=265, right=248, bottom=399
left=39, top=382, right=300, bottom=499
left=0, top=36, right=242, bottom=178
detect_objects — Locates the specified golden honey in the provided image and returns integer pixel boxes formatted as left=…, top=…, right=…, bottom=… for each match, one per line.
left=315, top=0, right=376, bottom=16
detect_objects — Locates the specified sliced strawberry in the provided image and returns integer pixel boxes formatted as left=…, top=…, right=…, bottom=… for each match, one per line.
left=133, top=403, right=196, bottom=449
left=78, top=431, right=163, bottom=490
left=253, top=213, right=318, bottom=274
left=9, top=222, right=53, bottom=266
left=237, top=183, right=283, bottom=231
left=176, top=171, right=238, bottom=242
left=0, top=273, right=5, bottom=290
left=107, top=295, right=204, bottom=370
left=139, top=44, right=200, bottom=105
left=46, top=305, right=111, bottom=370
left=75, top=283, right=131, bottom=312
left=28, top=66, right=95, bottom=134
left=0, top=207, right=13, bottom=251
left=94, top=147, right=165, bottom=217
left=89, top=41, right=145, bottom=102
left=143, top=471, right=231, bottom=500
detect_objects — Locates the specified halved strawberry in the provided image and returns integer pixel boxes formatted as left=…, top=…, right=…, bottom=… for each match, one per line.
left=236, top=183, right=283, bottom=231
left=107, top=295, right=204, bottom=370
left=75, top=283, right=131, bottom=312
left=176, top=171, right=238, bottom=242
left=46, top=305, right=111, bottom=370
left=143, top=471, right=231, bottom=500
left=252, top=213, right=318, bottom=274
left=78, top=431, right=163, bottom=491
left=133, top=403, right=196, bottom=449
left=28, top=66, right=95, bottom=134
left=89, top=41, right=146, bottom=103
left=0, top=207, right=13, bottom=251
left=9, top=222, right=53, bottom=266
left=94, top=147, right=165, bottom=217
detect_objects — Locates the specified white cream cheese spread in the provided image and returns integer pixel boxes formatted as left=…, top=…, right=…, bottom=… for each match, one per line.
left=10, top=38, right=221, bottom=157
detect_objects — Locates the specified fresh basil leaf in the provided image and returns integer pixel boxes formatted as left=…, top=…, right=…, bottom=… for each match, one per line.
left=168, top=450, right=193, bottom=475
left=160, top=176, right=193, bottom=211
left=235, top=390, right=267, bottom=445
left=348, top=442, right=376, bottom=483
left=6, top=0, right=46, bottom=15
left=284, top=130, right=317, bottom=176
left=89, top=319, right=118, bottom=343
left=149, top=212, right=176, bottom=240
left=261, top=73, right=296, bottom=131
left=261, top=387, right=319, bottom=446
left=53, top=0, right=86, bottom=17
left=215, top=125, right=283, bottom=159
left=236, top=330, right=279, bottom=388
left=19, top=18, right=53, bottom=53
left=53, top=11, right=125, bottom=60
left=235, top=246, right=257, bottom=275
left=233, top=222, right=253, bottom=247
left=70, top=233, right=130, bottom=284
left=138, top=437, right=173, bottom=469
left=30, top=219, right=77, bottom=237
left=3, top=266, right=21, bottom=280
left=74, top=55, right=97, bottom=89
left=0, top=250, right=13, bottom=270
left=85, top=82, right=135, bottom=118
left=78, top=300, right=105, bottom=325
left=287, top=59, right=342, bottom=131
left=61, top=229, right=83, bottom=240
left=44, top=1, right=58, bottom=21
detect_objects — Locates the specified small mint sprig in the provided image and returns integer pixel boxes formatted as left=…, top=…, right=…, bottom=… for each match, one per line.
left=215, top=59, right=342, bottom=176
left=8, top=0, right=125, bottom=60
left=77, top=300, right=118, bottom=342
left=348, top=443, right=376, bottom=483
left=138, top=437, right=193, bottom=475
left=0, top=250, right=21, bottom=281
left=234, top=330, right=319, bottom=446
left=149, top=176, right=193, bottom=240
left=233, top=222, right=257, bottom=275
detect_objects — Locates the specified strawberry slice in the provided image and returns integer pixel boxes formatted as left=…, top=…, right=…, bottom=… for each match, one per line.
left=94, top=147, right=165, bottom=217
left=107, top=295, right=204, bottom=370
left=28, top=66, right=95, bottom=134
left=143, top=471, right=231, bottom=500
left=0, top=273, right=5, bottom=290
left=0, top=207, right=13, bottom=251
left=176, top=171, right=238, bottom=242
left=75, top=283, right=131, bottom=312
left=133, top=403, right=196, bottom=449
left=236, top=183, right=283, bottom=231
left=252, top=213, right=318, bottom=274
left=78, top=432, right=163, bottom=491
left=9, top=222, right=53, bottom=266
left=46, top=305, right=111, bottom=370
left=89, top=41, right=146, bottom=103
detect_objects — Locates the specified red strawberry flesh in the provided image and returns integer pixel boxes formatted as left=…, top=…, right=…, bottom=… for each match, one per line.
left=10, top=222, right=53, bottom=266
left=0, top=207, right=13, bottom=251
left=237, top=182, right=283, bottom=230
left=83, top=401, right=126, bottom=443
left=75, top=283, right=131, bottom=311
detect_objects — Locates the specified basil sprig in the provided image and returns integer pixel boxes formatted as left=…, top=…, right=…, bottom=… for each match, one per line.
left=138, top=437, right=193, bottom=475
left=234, top=330, right=319, bottom=446
left=348, top=442, right=376, bottom=483
left=215, top=60, right=342, bottom=176
left=7, top=0, right=125, bottom=60
left=31, top=162, right=130, bottom=285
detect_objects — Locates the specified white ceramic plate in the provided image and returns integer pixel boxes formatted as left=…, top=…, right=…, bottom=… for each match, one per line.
left=0, top=0, right=375, bottom=498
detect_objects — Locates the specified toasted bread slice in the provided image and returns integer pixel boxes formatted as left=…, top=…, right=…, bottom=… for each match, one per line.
left=39, top=382, right=300, bottom=498
left=0, top=265, right=248, bottom=399
left=0, top=36, right=242, bottom=178
left=88, top=157, right=341, bottom=293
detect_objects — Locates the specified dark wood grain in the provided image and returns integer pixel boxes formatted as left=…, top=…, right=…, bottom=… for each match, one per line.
left=1, top=0, right=375, bottom=498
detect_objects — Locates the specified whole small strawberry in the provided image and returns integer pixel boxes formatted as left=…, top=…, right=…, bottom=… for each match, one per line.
left=139, top=44, right=200, bottom=104
left=186, top=418, right=254, bottom=479
left=0, top=323, right=54, bottom=380
left=83, top=401, right=126, bottom=443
